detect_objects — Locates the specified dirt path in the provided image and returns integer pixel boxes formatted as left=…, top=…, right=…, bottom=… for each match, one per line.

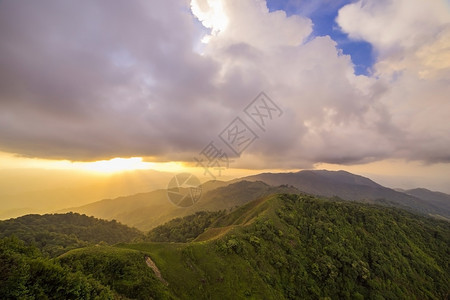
left=145, top=256, right=168, bottom=286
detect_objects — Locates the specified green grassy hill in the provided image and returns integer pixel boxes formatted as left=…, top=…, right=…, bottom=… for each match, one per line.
left=58, top=245, right=172, bottom=299
left=61, top=170, right=450, bottom=233
left=56, top=194, right=449, bottom=299
left=0, top=237, right=115, bottom=299
left=0, top=212, right=143, bottom=257
left=63, top=180, right=299, bottom=231
left=241, top=170, right=450, bottom=218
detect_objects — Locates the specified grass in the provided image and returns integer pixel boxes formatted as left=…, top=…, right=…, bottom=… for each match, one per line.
left=55, top=194, right=450, bottom=299
left=194, top=225, right=237, bottom=242
left=116, top=241, right=282, bottom=299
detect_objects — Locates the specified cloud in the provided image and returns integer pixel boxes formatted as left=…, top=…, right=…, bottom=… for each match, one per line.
left=193, top=0, right=312, bottom=49
left=192, top=0, right=394, bottom=167
left=0, top=0, right=449, bottom=170
left=336, top=0, right=450, bottom=164
left=337, top=0, right=450, bottom=78
left=337, top=0, right=450, bottom=53
left=0, top=0, right=221, bottom=160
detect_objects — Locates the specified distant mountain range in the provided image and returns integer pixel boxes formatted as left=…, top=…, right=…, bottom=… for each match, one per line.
left=0, top=168, right=175, bottom=220
left=59, top=194, right=450, bottom=299
left=0, top=212, right=143, bottom=257
left=59, top=170, right=450, bottom=230
left=239, top=170, right=450, bottom=219
left=402, top=188, right=450, bottom=216
left=59, top=180, right=299, bottom=231
left=2, top=186, right=449, bottom=298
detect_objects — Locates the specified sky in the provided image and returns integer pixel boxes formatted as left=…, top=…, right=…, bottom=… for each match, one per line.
left=266, top=0, right=375, bottom=75
left=0, top=0, right=450, bottom=196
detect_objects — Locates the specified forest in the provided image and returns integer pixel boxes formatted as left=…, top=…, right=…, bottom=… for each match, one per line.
left=1, top=194, right=449, bottom=299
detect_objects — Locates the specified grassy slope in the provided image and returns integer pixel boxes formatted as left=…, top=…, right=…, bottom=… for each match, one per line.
left=121, top=242, right=283, bottom=299
left=64, top=180, right=299, bottom=231
left=242, top=170, right=449, bottom=218
left=0, top=212, right=143, bottom=257
left=0, top=237, right=116, bottom=299
left=59, top=194, right=450, bottom=299
left=58, top=245, right=172, bottom=299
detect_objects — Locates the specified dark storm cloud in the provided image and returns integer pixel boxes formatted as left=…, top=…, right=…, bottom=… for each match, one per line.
left=0, top=0, right=225, bottom=160
left=0, top=0, right=449, bottom=168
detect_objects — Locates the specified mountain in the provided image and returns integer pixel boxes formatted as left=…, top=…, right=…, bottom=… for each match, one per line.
left=60, top=170, right=450, bottom=231
left=0, top=212, right=143, bottom=256
left=0, top=168, right=175, bottom=220
left=239, top=170, right=450, bottom=219
left=0, top=237, right=115, bottom=299
left=0, top=213, right=146, bottom=298
left=2, top=192, right=449, bottom=299
left=146, top=210, right=227, bottom=243
left=56, top=194, right=450, bottom=299
left=402, top=188, right=450, bottom=218
left=61, top=180, right=299, bottom=231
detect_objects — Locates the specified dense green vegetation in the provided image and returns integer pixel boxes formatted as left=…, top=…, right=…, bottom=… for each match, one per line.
left=62, top=194, right=449, bottom=299
left=64, top=180, right=300, bottom=231
left=146, top=211, right=226, bottom=242
left=215, top=194, right=450, bottom=299
left=243, top=170, right=450, bottom=219
left=0, top=236, right=114, bottom=299
left=0, top=212, right=143, bottom=256
left=59, top=246, right=172, bottom=300
left=1, top=194, right=449, bottom=299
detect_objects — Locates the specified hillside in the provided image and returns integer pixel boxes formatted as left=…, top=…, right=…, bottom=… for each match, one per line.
left=146, top=210, right=227, bottom=242
left=61, top=170, right=449, bottom=233
left=0, top=168, right=175, bottom=220
left=57, top=194, right=449, bottom=299
left=403, top=188, right=450, bottom=218
left=62, top=180, right=299, bottom=231
left=58, top=245, right=172, bottom=299
left=240, top=170, right=449, bottom=219
left=0, top=237, right=115, bottom=299
left=0, top=212, right=143, bottom=257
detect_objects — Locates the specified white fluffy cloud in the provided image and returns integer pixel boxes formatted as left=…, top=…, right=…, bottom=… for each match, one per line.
left=0, top=0, right=449, bottom=169
left=337, top=0, right=450, bottom=76
left=337, top=0, right=450, bottom=163
left=190, top=0, right=400, bottom=167
left=192, top=0, right=312, bottom=49
left=338, top=0, right=449, bottom=49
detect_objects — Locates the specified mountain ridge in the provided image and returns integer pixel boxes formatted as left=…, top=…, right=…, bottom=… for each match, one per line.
left=59, top=193, right=450, bottom=299
left=55, top=170, right=450, bottom=230
left=2, top=192, right=449, bottom=299
left=59, top=180, right=299, bottom=230
left=239, top=169, right=450, bottom=219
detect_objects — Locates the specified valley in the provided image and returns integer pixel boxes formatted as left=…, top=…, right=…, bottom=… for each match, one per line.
left=1, top=175, right=449, bottom=299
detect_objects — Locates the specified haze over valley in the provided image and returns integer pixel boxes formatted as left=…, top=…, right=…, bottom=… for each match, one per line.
left=1, top=0, right=449, bottom=298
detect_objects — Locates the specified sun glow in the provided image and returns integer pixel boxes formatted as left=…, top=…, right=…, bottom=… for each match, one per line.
left=0, top=152, right=187, bottom=174
left=73, top=157, right=150, bottom=173
left=191, top=0, right=229, bottom=36
left=69, top=158, right=188, bottom=174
